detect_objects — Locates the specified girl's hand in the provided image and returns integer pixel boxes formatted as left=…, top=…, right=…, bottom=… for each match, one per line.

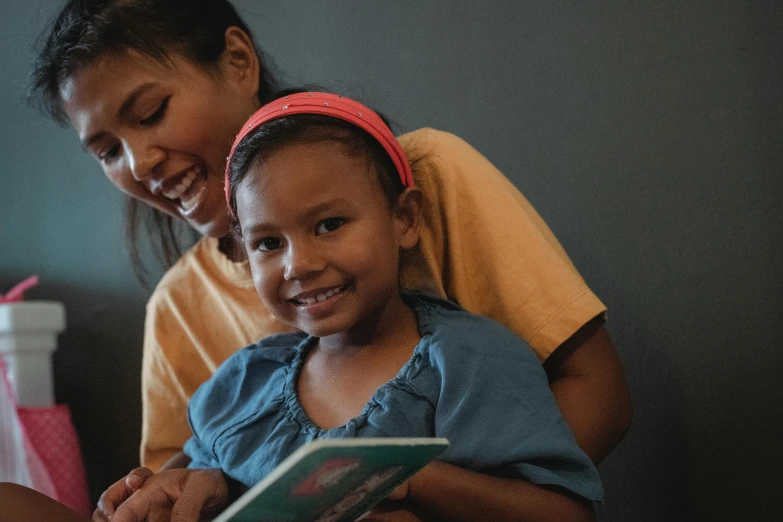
left=110, top=468, right=229, bottom=522
left=386, top=480, right=411, bottom=501
left=93, top=467, right=154, bottom=521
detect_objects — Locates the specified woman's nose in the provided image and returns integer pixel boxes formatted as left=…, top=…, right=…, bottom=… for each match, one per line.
left=284, top=241, right=325, bottom=281
left=126, top=139, right=166, bottom=182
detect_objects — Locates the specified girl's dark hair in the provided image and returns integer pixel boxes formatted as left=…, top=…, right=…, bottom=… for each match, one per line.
left=28, top=0, right=280, bottom=286
left=226, top=99, right=405, bottom=235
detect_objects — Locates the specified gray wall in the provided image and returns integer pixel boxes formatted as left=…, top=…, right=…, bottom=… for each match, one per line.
left=1, top=1, right=781, bottom=520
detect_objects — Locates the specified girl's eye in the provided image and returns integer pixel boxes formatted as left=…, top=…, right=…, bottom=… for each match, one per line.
left=316, top=218, right=345, bottom=235
left=140, top=97, right=170, bottom=126
left=256, top=237, right=282, bottom=252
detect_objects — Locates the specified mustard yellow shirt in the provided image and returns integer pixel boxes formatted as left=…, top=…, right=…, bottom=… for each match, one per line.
left=140, top=128, right=606, bottom=471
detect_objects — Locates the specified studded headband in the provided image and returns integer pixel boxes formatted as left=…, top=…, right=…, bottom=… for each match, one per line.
left=224, top=92, right=414, bottom=211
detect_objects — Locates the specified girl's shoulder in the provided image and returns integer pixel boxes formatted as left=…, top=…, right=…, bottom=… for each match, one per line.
left=188, top=331, right=309, bottom=435
left=407, top=291, right=540, bottom=365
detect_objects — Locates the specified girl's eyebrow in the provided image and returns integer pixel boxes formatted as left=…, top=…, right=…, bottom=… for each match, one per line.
left=300, top=199, right=351, bottom=222
left=241, top=197, right=352, bottom=237
left=80, top=82, right=158, bottom=150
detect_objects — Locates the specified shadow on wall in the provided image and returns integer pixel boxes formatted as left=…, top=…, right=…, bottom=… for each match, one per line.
left=594, top=286, right=689, bottom=521
left=1, top=275, right=147, bottom=503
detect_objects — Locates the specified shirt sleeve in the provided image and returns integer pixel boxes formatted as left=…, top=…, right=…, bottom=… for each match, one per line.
left=426, top=312, right=604, bottom=502
left=399, top=129, right=606, bottom=360
left=183, top=434, right=221, bottom=470
left=140, top=297, right=198, bottom=472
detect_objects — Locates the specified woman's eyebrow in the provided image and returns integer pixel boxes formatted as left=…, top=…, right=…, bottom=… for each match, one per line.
left=80, top=82, right=158, bottom=149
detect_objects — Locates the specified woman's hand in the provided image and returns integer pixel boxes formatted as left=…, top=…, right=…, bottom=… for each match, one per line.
left=93, top=467, right=153, bottom=522
left=110, top=468, right=229, bottom=522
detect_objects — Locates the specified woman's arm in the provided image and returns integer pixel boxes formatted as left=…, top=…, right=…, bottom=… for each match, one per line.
left=544, top=317, right=633, bottom=464
left=399, top=129, right=631, bottom=463
left=407, top=461, right=595, bottom=522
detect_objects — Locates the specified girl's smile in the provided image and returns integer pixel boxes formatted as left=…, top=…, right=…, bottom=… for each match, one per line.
left=289, top=282, right=351, bottom=318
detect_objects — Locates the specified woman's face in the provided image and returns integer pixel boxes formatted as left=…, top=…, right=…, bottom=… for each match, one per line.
left=60, top=48, right=259, bottom=237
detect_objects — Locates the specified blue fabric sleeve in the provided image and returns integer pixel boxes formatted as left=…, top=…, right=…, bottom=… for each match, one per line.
left=425, top=311, right=604, bottom=502
left=184, top=433, right=221, bottom=469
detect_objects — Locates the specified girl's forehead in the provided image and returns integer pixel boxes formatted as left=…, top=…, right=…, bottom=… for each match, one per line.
left=238, top=142, right=382, bottom=208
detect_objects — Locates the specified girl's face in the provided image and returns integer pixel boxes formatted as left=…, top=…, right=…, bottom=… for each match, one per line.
left=60, top=42, right=259, bottom=238
left=235, top=141, right=420, bottom=341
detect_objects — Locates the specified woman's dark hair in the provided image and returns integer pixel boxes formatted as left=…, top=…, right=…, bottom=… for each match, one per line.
left=28, top=0, right=280, bottom=286
left=226, top=106, right=405, bottom=236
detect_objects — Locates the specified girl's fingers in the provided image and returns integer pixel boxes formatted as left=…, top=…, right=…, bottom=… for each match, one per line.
left=170, top=471, right=229, bottom=522
left=111, top=483, right=167, bottom=522
left=91, top=507, right=109, bottom=522
left=95, top=467, right=154, bottom=518
left=125, top=467, right=154, bottom=491
left=386, top=482, right=410, bottom=501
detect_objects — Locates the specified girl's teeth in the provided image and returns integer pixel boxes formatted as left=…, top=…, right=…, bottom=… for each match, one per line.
left=297, top=286, right=344, bottom=305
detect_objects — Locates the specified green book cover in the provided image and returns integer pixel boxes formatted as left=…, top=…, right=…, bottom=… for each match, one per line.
left=213, top=437, right=449, bottom=522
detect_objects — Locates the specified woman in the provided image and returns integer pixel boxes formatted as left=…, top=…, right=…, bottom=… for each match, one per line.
left=21, top=0, right=630, bottom=518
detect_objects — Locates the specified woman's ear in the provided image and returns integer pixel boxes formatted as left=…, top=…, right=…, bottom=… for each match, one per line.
left=395, top=187, right=423, bottom=250
left=220, top=26, right=260, bottom=100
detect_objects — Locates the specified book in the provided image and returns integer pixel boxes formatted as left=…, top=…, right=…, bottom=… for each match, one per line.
left=213, top=437, right=449, bottom=522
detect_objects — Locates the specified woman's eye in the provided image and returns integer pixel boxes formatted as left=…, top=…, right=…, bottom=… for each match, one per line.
left=316, top=218, right=345, bottom=235
left=98, top=144, right=121, bottom=163
left=140, top=97, right=170, bottom=126
left=257, top=237, right=282, bottom=252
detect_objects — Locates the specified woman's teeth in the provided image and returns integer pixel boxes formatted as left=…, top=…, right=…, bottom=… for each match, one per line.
left=297, top=286, right=345, bottom=305
left=181, top=185, right=206, bottom=211
left=162, top=168, right=199, bottom=200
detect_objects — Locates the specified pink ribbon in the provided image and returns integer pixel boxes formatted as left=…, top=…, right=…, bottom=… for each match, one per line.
left=0, top=276, right=39, bottom=303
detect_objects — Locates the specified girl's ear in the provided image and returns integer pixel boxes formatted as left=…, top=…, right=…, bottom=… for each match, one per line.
left=220, top=26, right=260, bottom=100
left=395, top=187, right=423, bottom=250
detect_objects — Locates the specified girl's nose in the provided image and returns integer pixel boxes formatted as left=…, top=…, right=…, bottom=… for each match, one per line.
left=127, top=140, right=166, bottom=182
left=284, top=242, right=325, bottom=281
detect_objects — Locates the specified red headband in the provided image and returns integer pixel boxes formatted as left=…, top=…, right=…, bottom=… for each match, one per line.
left=224, top=92, right=414, bottom=211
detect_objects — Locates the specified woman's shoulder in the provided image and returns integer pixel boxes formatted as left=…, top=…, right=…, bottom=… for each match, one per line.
left=146, top=236, right=253, bottom=312
left=398, top=128, right=476, bottom=165
left=397, top=127, right=518, bottom=203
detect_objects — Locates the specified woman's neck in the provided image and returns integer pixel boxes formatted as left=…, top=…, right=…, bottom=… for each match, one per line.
left=218, top=234, right=248, bottom=262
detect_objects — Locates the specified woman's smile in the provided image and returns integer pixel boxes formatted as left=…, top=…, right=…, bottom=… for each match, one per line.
left=158, top=163, right=210, bottom=215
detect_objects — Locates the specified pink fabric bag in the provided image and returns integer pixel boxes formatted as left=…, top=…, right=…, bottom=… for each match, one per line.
left=18, top=404, right=91, bottom=514
left=0, top=277, right=90, bottom=514
left=0, top=353, right=58, bottom=499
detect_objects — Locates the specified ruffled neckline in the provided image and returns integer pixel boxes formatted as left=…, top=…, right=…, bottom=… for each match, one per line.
left=280, top=292, right=436, bottom=437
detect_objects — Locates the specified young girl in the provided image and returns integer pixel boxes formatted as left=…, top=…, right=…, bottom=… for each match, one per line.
left=105, top=92, right=603, bottom=522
